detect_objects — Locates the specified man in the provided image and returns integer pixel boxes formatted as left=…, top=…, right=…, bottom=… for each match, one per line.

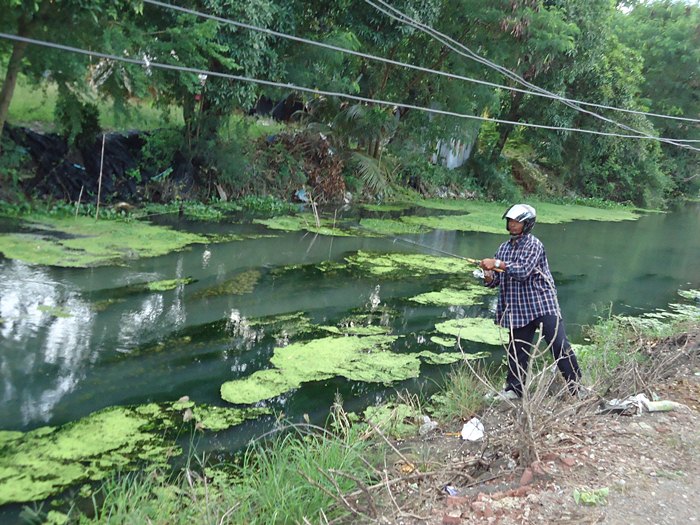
left=480, top=204, right=581, bottom=399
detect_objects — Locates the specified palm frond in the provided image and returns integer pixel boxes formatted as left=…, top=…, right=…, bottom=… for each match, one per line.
left=351, top=151, right=400, bottom=195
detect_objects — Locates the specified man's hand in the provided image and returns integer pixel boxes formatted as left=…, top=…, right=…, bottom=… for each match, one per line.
left=480, top=258, right=497, bottom=271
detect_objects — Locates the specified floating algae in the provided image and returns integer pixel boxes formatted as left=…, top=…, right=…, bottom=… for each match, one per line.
left=85, top=278, right=194, bottom=307
left=409, top=286, right=494, bottom=306
left=220, top=335, right=421, bottom=404
left=192, top=269, right=261, bottom=299
left=320, top=324, right=391, bottom=336
left=358, top=218, right=430, bottom=236
left=219, top=331, right=490, bottom=405
left=318, top=310, right=395, bottom=336
left=406, top=197, right=642, bottom=223
left=432, top=317, right=507, bottom=347
left=401, top=214, right=504, bottom=234
left=0, top=402, right=268, bottom=505
left=345, top=251, right=476, bottom=278
left=375, top=199, right=643, bottom=234
left=0, top=215, right=207, bottom=267
left=145, top=277, right=194, bottom=292
left=37, top=305, right=72, bottom=318
left=230, top=310, right=317, bottom=347
left=254, top=214, right=354, bottom=237
left=361, top=203, right=412, bottom=212
left=416, top=349, right=490, bottom=365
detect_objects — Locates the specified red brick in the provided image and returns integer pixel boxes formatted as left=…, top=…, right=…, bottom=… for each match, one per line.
left=514, top=486, right=530, bottom=497
left=520, top=467, right=534, bottom=486
left=443, top=514, right=462, bottom=524
left=531, top=461, right=546, bottom=476
left=560, top=456, right=576, bottom=468
left=446, top=495, right=469, bottom=506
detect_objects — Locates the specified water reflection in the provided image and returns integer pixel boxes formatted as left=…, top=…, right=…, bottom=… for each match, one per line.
left=0, top=261, right=95, bottom=425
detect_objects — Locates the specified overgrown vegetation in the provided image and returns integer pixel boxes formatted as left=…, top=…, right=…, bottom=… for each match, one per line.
left=1, top=1, right=697, bottom=209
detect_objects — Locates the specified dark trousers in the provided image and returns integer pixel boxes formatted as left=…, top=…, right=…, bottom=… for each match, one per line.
left=506, top=314, right=581, bottom=396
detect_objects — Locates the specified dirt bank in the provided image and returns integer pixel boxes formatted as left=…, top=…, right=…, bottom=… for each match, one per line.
left=362, top=329, right=700, bottom=524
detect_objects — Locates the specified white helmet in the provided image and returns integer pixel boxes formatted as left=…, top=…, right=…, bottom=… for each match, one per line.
left=503, top=204, right=536, bottom=234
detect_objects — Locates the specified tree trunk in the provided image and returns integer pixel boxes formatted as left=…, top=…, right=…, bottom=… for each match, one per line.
left=0, top=40, right=30, bottom=147
left=0, top=1, right=50, bottom=152
left=489, top=90, right=525, bottom=163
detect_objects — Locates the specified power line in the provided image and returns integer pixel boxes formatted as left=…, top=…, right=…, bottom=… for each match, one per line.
left=143, top=0, right=700, bottom=140
left=0, top=31, right=697, bottom=147
left=366, top=0, right=699, bottom=151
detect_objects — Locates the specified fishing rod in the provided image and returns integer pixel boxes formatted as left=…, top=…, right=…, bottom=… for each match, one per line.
left=384, top=232, right=505, bottom=272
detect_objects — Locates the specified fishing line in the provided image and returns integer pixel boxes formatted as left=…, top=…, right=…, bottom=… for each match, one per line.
left=358, top=224, right=502, bottom=271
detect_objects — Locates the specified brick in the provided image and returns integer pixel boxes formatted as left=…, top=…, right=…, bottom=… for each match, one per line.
left=514, top=486, right=530, bottom=497
left=531, top=461, right=546, bottom=476
left=446, top=495, right=469, bottom=506
left=520, top=468, right=534, bottom=486
left=560, top=456, right=576, bottom=468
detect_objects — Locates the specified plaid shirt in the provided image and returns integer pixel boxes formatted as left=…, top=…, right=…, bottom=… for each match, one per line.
left=485, top=233, right=561, bottom=329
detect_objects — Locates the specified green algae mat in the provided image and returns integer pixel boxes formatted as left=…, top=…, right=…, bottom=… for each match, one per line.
left=0, top=402, right=268, bottom=505
left=253, top=214, right=362, bottom=237
left=432, top=317, right=508, bottom=347
left=220, top=334, right=493, bottom=405
left=0, top=215, right=207, bottom=267
left=345, top=251, right=479, bottom=277
left=409, top=286, right=494, bottom=306
left=221, top=335, right=406, bottom=404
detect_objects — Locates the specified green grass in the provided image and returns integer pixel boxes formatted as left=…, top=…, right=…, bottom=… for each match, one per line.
left=7, top=75, right=181, bottom=131
left=430, top=363, right=497, bottom=421
left=54, top=419, right=378, bottom=525
left=7, top=79, right=58, bottom=126
left=7, top=73, right=286, bottom=136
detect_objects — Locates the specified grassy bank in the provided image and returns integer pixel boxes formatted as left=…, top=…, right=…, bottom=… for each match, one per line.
left=6, top=74, right=182, bottom=132
left=24, top=289, right=698, bottom=524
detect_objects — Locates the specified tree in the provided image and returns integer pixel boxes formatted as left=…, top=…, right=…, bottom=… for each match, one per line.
left=96, top=0, right=286, bottom=181
left=0, top=1, right=141, bottom=146
left=616, top=0, right=700, bottom=196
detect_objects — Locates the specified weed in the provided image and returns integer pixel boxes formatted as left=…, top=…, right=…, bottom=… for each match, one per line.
left=573, top=487, right=609, bottom=506
left=431, top=362, right=496, bottom=421
left=237, top=195, right=297, bottom=214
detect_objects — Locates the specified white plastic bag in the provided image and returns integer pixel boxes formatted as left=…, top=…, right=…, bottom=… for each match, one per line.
left=460, top=417, right=485, bottom=441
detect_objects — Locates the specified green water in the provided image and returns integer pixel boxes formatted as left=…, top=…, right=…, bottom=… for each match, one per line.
left=0, top=202, right=698, bottom=513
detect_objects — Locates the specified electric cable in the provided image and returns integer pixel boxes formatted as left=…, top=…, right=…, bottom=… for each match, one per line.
left=142, top=0, right=700, bottom=140
left=366, top=0, right=699, bottom=151
left=0, top=31, right=697, bottom=148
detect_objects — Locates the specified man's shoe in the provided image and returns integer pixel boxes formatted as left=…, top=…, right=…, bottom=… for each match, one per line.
left=574, top=385, right=595, bottom=401
left=486, top=389, right=520, bottom=401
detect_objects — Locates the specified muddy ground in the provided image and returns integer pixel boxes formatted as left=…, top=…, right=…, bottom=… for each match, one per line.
left=355, top=328, right=700, bottom=525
